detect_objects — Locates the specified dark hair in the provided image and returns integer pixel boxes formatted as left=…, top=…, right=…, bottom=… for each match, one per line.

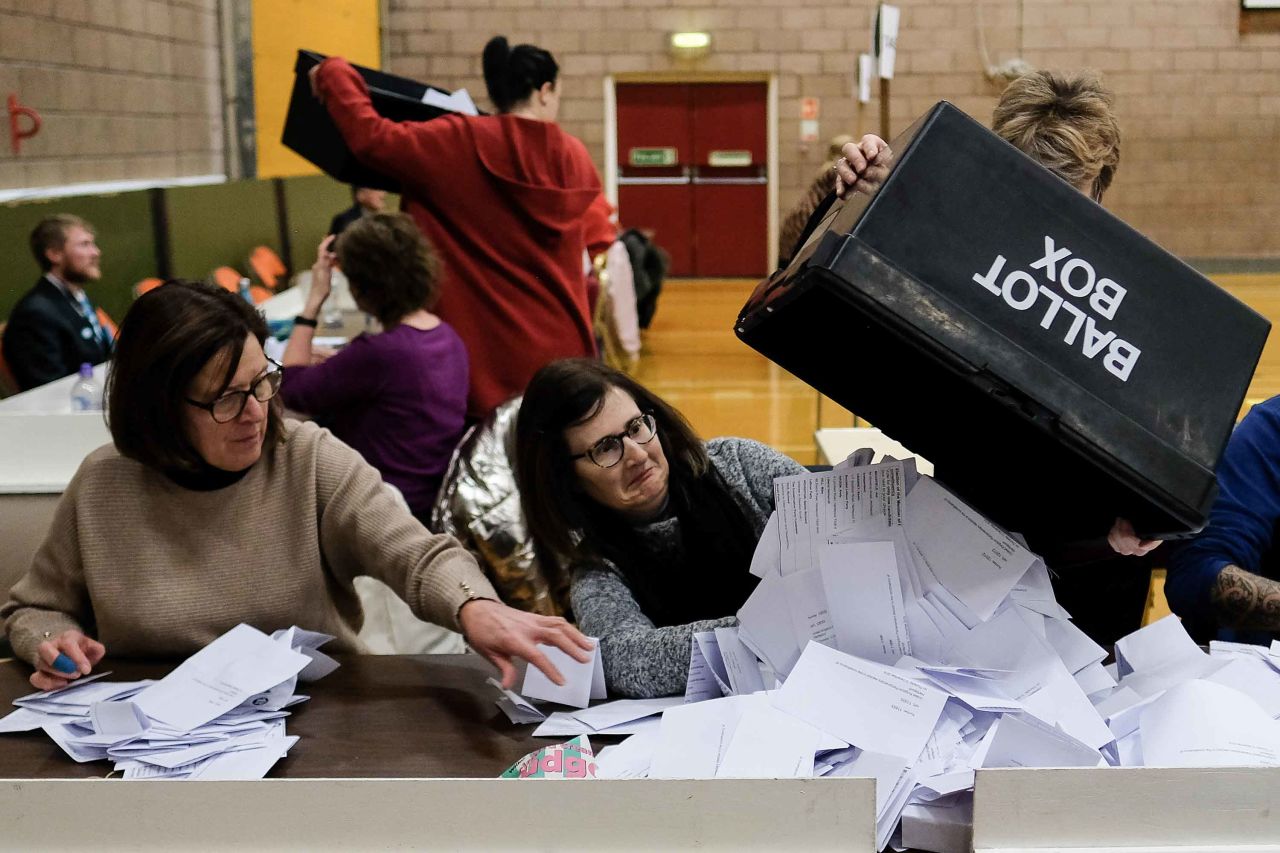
left=30, top=214, right=93, bottom=271
left=992, top=70, right=1120, bottom=202
left=106, top=279, right=283, bottom=473
left=482, top=35, right=558, bottom=113
left=335, top=212, right=441, bottom=325
left=515, top=359, right=759, bottom=626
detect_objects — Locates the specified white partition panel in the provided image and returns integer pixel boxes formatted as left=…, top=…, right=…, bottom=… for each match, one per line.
left=974, top=767, right=1280, bottom=852
left=0, top=777, right=876, bottom=850
left=814, top=427, right=934, bottom=474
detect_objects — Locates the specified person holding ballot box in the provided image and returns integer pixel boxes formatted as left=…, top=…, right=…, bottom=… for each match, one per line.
left=831, top=71, right=1158, bottom=642
left=513, top=359, right=806, bottom=698
left=309, top=36, right=609, bottom=421
left=1, top=280, right=591, bottom=692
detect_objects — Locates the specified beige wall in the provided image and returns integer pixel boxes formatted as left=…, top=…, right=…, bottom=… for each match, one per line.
left=0, top=0, right=223, bottom=191
left=386, top=0, right=1280, bottom=260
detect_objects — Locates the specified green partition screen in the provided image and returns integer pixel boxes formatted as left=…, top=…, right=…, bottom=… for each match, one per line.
left=280, top=176, right=399, bottom=279
left=166, top=180, right=280, bottom=282
left=0, top=192, right=157, bottom=326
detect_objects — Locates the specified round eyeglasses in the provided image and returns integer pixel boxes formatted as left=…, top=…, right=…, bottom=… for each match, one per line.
left=185, top=359, right=283, bottom=424
left=570, top=412, right=658, bottom=469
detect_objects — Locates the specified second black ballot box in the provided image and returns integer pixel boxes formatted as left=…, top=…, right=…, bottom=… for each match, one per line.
left=282, top=50, right=464, bottom=191
left=737, top=101, right=1269, bottom=540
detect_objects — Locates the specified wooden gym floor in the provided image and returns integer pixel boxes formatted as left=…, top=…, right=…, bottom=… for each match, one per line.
left=635, top=274, right=1280, bottom=458
left=634, top=273, right=1280, bottom=624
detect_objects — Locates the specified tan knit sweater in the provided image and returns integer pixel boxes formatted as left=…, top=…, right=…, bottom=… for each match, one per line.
left=2, top=419, right=499, bottom=666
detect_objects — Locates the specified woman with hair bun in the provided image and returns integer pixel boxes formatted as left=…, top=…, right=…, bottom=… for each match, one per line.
left=311, top=37, right=608, bottom=420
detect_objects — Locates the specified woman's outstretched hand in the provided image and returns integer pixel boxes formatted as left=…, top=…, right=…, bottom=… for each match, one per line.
left=458, top=599, right=594, bottom=689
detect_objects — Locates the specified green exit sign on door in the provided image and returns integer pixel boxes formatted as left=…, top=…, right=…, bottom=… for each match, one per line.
left=708, top=150, right=752, bottom=167
left=629, top=147, right=678, bottom=166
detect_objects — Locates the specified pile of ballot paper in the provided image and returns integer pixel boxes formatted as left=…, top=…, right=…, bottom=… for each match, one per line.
left=0, top=624, right=338, bottom=780
left=494, top=455, right=1280, bottom=853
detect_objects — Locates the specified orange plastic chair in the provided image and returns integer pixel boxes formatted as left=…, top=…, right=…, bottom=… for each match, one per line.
left=249, top=246, right=287, bottom=290
left=95, top=307, right=118, bottom=341
left=134, top=277, right=165, bottom=298
left=211, top=266, right=242, bottom=292
left=211, top=267, right=272, bottom=304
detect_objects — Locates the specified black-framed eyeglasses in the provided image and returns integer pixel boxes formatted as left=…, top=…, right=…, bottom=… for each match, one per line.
left=570, top=412, right=658, bottom=469
left=185, top=359, right=283, bottom=424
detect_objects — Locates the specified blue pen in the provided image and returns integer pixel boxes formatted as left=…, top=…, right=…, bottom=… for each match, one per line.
left=52, top=654, right=77, bottom=675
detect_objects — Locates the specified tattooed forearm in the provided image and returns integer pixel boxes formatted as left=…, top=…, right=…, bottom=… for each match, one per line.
left=1210, top=564, right=1280, bottom=630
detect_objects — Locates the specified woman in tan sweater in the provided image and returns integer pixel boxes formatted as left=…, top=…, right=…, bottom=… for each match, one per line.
left=2, top=280, right=590, bottom=691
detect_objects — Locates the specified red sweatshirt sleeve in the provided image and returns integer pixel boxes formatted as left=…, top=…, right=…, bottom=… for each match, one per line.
left=583, top=194, right=617, bottom=259
left=314, top=57, right=438, bottom=190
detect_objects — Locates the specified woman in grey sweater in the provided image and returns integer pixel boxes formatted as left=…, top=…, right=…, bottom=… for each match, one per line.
left=514, top=359, right=805, bottom=698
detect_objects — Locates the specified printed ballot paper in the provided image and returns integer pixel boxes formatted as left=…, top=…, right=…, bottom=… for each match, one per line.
left=0, top=623, right=338, bottom=781
left=716, top=703, right=822, bottom=778
left=819, top=540, right=911, bottom=663
left=1139, top=680, right=1280, bottom=768
left=519, top=640, right=604, bottom=706
left=775, top=641, right=947, bottom=761
left=506, top=458, right=1280, bottom=853
left=132, top=624, right=310, bottom=731
left=773, top=462, right=906, bottom=575
left=520, top=641, right=606, bottom=709
left=686, top=631, right=730, bottom=702
left=905, top=478, right=1038, bottom=622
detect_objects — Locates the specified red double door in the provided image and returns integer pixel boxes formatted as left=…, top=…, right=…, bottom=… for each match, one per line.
left=616, top=83, right=768, bottom=277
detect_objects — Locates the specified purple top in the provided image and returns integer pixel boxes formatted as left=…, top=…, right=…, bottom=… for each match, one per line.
left=281, top=322, right=469, bottom=518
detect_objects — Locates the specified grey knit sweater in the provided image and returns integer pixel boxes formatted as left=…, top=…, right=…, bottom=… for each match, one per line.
left=570, top=437, right=806, bottom=698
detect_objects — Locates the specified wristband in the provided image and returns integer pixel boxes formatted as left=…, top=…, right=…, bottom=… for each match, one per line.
left=293, top=315, right=318, bottom=328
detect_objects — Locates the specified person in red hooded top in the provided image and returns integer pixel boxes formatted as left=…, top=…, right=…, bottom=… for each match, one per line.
left=311, top=37, right=608, bottom=420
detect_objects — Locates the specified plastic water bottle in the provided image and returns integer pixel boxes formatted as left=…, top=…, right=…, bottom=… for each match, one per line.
left=238, top=278, right=254, bottom=305
left=69, top=363, right=101, bottom=411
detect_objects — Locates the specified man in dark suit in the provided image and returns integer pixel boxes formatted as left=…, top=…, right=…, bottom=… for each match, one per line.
left=2, top=214, right=113, bottom=391
left=328, top=185, right=387, bottom=237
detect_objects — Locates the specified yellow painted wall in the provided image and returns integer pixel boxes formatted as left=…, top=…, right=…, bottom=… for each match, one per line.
left=252, top=0, right=381, bottom=179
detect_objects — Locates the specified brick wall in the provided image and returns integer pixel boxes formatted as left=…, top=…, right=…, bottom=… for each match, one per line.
left=385, top=0, right=1280, bottom=260
left=0, top=0, right=223, bottom=191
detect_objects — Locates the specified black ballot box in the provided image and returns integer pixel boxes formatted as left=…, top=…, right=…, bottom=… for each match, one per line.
left=281, top=50, right=462, bottom=192
left=737, top=101, right=1270, bottom=540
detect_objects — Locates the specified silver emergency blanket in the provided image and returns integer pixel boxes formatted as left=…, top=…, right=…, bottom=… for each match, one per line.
left=430, top=397, right=568, bottom=616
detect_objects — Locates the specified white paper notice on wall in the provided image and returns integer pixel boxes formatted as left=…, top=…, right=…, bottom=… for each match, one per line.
left=858, top=53, right=875, bottom=104
left=876, top=4, right=900, bottom=80
left=800, top=119, right=819, bottom=143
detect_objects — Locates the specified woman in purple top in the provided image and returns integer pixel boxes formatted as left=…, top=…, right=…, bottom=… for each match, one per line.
left=281, top=213, right=469, bottom=521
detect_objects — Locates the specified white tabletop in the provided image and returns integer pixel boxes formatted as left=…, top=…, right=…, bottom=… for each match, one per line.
left=0, top=362, right=108, bottom=414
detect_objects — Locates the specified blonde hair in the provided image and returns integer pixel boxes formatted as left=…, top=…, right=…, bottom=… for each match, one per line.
left=992, top=70, right=1120, bottom=201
